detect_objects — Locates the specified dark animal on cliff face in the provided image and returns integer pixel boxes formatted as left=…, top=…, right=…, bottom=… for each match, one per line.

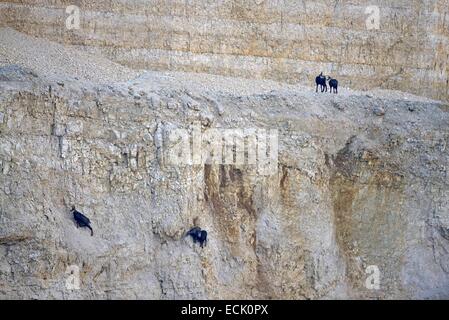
left=327, top=76, right=338, bottom=94
left=315, top=72, right=328, bottom=93
left=185, top=227, right=208, bottom=248
left=198, top=230, right=207, bottom=248
left=71, top=206, right=93, bottom=236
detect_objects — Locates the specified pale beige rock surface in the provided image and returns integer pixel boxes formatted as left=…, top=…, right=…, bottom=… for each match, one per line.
left=0, top=16, right=448, bottom=299
left=0, top=0, right=448, bottom=101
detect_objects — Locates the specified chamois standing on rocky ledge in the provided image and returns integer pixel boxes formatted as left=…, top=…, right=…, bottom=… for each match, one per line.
left=327, top=76, right=338, bottom=94
left=315, top=72, right=327, bottom=93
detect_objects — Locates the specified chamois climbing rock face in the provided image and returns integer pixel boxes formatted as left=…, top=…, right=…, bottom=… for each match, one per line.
left=0, top=60, right=448, bottom=299
left=0, top=0, right=448, bottom=101
left=0, top=11, right=448, bottom=298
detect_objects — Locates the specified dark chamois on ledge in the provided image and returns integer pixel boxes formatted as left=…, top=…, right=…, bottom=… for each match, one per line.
left=185, top=226, right=208, bottom=248
left=315, top=72, right=327, bottom=93
left=71, top=206, right=93, bottom=236
left=315, top=72, right=339, bottom=94
left=327, top=76, right=339, bottom=94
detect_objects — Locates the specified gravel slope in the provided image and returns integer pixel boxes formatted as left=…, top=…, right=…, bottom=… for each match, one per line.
left=0, top=27, right=443, bottom=105
left=0, top=27, right=139, bottom=84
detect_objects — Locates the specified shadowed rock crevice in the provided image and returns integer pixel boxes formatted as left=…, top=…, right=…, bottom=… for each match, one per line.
left=204, top=164, right=257, bottom=248
left=330, top=136, right=408, bottom=297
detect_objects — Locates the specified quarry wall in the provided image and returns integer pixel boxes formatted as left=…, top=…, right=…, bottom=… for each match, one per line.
left=1, top=0, right=448, bottom=101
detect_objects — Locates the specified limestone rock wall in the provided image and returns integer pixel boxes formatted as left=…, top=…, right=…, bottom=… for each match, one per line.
left=0, top=68, right=448, bottom=299
left=1, top=0, right=448, bottom=101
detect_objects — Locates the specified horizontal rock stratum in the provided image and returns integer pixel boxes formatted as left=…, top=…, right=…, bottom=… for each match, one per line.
left=0, top=0, right=448, bottom=101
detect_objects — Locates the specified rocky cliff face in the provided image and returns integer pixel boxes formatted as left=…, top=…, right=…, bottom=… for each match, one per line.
left=0, top=60, right=448, bottom=299
left=0, top=1, right=448, bottom=299
left=0, top=0, right=448, bottom=101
